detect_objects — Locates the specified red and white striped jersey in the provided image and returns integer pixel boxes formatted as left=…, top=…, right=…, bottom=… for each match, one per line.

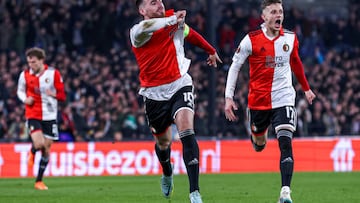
left=130, top=10, right=190, bottom=88
left=130, top=10, right=215, bottom=101
left=225, top=26, right=310, bottom=110
left=17, top=64, right=66, bottom=120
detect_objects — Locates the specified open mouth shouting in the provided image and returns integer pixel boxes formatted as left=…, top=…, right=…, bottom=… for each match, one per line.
left=275, top=19, right=281, bottom=29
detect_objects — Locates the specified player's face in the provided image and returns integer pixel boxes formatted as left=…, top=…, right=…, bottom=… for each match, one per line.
left=27, top=56, right=44, bottom=74
left=139, top=0, right=165, bottom=19
left=262, top=3, right=284, bottom=32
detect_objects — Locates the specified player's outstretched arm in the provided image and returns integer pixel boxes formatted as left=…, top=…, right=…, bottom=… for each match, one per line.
left=184, top=26, right=222, bottom=67
left=207, top=52, right=222, bottom=67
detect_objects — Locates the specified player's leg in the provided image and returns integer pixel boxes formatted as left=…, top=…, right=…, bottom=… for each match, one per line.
left=34, top=137, right=53, bottom=190
left=34, top=120, right=58, bottom=190
left=277, top=134, right=293, bottom=203
left=154, top=128, right=174, bottom=198
left=175, top=110, right=202, bottom=203
left=248, top=109, right=271, bottom=152
left=172, top=86, right=202, bottom=203
left=28, top=142, right=38, bottom=166
left=175, top=109, right=199, bottom=192
left=250, top=129, right=268, bottom=152
left=273, top=106, right=297, bottom=203
left=144, top=98, right=174, bottom=198
left=27, top=119, right=45, bottom=167
left=154, top=129, right=173, bottom=176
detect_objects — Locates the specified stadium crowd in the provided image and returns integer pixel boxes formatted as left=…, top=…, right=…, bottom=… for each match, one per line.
left=0, top=0, right=359, bottom=142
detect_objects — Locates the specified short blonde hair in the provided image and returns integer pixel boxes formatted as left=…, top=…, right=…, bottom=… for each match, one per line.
left=261, top=0, right=282, bottom=10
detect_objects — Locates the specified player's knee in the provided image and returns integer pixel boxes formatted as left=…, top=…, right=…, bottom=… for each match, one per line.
left=156, top=137, right=171, bottom=149
left=275, top=125, right=295, bottom=136
left=155, top=128, right=172, bottom=149
left=277, top=128, right=293, bottom=139
left=251, top=132, right=266, bottom=139
left=251, top=129, right=268, bottom=141
left=278, top=129, right=292, bottom=143
left=156, top=141, right=171, bottom=150
left=34, top=141, right=46, bottom=150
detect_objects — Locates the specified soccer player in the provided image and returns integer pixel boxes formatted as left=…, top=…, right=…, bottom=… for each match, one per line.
left=17, top=47, right=66, bottom=190
left=130, top=0, right=222, bottom=202
left=224, top=0, right=316, bottom=202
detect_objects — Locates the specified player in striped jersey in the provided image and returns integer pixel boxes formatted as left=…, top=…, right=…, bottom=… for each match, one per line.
left=130, top=0, right=221, bottom=202
left=224, top=0, right=316, bottom=202
left=17, top=47, right=66, bottom=190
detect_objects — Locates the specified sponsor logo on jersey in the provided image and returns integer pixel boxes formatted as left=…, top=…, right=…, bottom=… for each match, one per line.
left=265, top=55, right=289, bottom=68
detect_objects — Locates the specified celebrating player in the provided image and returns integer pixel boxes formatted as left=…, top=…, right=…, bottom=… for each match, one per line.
left=224, top=0, right=316, bottom=202
left=130, top=0, right=222, bottom=202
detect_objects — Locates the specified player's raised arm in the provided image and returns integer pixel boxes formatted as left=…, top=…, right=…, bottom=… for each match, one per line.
left=184, top=25, right=222, bottom=67
left=130, top=16, right=178, bottom=48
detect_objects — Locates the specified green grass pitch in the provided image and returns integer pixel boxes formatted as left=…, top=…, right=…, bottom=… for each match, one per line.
left=1, top=172, right=359, bottom=203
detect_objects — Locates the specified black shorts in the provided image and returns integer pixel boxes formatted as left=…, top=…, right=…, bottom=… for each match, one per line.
left=144, top=86, right=194, bottom=135
left=27, top=119, right=59, bottom=140
left=248, top=106, right=297, bottom=136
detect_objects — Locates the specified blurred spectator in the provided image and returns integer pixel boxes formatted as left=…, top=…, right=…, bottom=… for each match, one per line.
left=0, top=0, right=359, bottom=143
left=0, top=110, right=7, bottom=141
left=308, top=101, right=326, bottom=136
left=72, top=107, right=90, bottom=141
left=136, top=114, right=152, bottom=140
left=93, top=111, right=113, bottom=141
left=58, top=105, right=75, bottom=142
left=296, top=99, right=312, bottom=137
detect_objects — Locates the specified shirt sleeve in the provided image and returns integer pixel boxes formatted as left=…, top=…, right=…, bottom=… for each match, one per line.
left=184, top=25, right=215, bottom=55
left=290, top=35, right=310, bottom=91
left=225, top=34, right=252, bottom=99
left=130, top=15, right=178, bottom=48
left=54, top=70, right=66, bottom=101
left=17, top=71, right=27, bottom=103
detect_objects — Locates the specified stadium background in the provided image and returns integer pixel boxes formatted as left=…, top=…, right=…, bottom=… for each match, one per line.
left=0, top=0, right=359, bottom=176
left=0, top=4, right=359, bottom=203
left=0, top=0, right=359, bottom=143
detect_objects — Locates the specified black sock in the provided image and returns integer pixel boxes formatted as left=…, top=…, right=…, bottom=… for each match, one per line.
left=179, top=130, right=199, bottom=193
left=31, top=145, right=37, bottom=154
left=155, top=144, right=172, bottom=176
left=278, top=132, right=294, bottom=187
left=36, top=156, right=49, bottom=182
